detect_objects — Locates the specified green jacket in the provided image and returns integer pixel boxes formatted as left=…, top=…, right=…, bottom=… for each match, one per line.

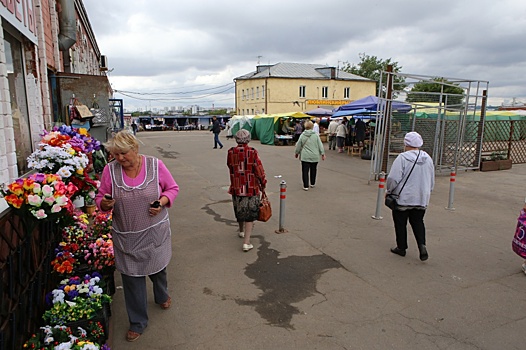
left=295, top=130, right=325, bottom=162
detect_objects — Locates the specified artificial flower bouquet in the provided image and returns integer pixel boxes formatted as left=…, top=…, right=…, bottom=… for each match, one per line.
left=43, top=125, right=101, bottom=155
left=52, top=226, right=114, bottom=275
left=23, top=323, right=111, bottom=349
left=1, top=173, right=78, bottom=233
left=27, top=142, right=89, bottom=179
left=45, top=272, right=109, bottom=305
left=43, top=272, right=112, bottom=326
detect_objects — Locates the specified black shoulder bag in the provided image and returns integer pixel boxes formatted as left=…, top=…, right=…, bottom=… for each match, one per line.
left=385, top=151, right=420, bottom=210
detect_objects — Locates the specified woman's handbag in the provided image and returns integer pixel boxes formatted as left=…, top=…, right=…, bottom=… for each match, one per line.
left=258, top=191, right=272, bottom=222
left=384, top=194, right=399, bottom=210
left=385, top=151, right=420, bottom=210
left=512, top=209, right=526, bottom=258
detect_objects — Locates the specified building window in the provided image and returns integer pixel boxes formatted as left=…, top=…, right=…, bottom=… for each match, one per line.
left=4, top=31, right=31, bottom=175
left=299, top=86, right=306, bottom=98
left=344, top=87, right=350, bottom=99
left=256, top=86, right=259, bottom=99
left=251, top=88, right=254, bottom=99
left=261, top=85, right=265, bottom=99
left=251, top=108, right=254, bottom=115
left=322, top=86, right=328, bottom=99
left=262, top=108, right=265, bottom=114
left=242, top=89, right=245, bottom=100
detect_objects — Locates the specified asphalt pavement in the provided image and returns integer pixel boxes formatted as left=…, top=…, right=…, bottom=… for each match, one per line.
left=108, top=130, right=526, bottom=350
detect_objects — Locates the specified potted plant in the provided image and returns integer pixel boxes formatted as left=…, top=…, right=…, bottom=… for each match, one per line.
left=480, top=151, right=513, bottom=172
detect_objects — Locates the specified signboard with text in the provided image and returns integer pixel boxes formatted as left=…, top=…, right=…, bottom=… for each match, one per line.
left=0, top=0, right=37, bottom=44
left=307, top=99, right=349, bottom=106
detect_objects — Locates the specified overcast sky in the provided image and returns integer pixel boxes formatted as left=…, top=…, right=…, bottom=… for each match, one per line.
left=83, top=0, right=526, bottom=111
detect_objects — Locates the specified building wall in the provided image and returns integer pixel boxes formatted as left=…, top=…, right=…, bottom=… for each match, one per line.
left=0, top=24, right=15, bottom=187
left=237, top=77, right=376, bottom=115
left=0, top=0, right=106, bottom=189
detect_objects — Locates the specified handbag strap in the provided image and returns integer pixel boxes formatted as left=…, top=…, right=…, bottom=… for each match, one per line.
left=394, top=150, right=420, bottom=196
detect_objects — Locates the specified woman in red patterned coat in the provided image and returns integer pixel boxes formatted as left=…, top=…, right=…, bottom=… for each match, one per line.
left=227, top=129, right=267, bottom=252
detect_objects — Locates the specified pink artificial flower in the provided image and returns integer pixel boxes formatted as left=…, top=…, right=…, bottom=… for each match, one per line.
left=44, top=196, right=56, bottom=205
left=42, top=184, right=53, bottom=197
left=33, top=209, right=48, bottom=219
left=27, top=194, right=43, bottom=206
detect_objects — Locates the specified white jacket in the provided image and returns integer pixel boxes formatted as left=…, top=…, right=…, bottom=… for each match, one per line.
left=386, top=150, right=435, bottom=208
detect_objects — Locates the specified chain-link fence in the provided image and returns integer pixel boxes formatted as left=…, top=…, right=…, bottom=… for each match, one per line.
left=369, top=71, right=493, bottom=180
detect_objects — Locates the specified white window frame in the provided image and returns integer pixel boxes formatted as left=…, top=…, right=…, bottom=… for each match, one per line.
left=344, top=87, right=350, bottom=99
left=322, top=86, right=329, bottom=99
left=299, top=85, right=306, bottom=98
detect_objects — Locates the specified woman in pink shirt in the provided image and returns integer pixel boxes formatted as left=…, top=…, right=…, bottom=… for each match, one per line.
left=96, top=130, right=179, bottom=342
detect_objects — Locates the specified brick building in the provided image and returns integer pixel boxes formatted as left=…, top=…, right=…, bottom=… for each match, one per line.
left=0, top=0, right=110, bottom=202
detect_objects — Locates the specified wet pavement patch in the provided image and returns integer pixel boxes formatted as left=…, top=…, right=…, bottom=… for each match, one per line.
left=155, top=146, right=179, bottom=159
left=236, top=235, right=343, bottom=329
left=201, top=200, right=238, bottom=227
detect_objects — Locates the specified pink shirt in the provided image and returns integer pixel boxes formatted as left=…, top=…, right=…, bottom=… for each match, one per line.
left=95, top=156, right=179, bottom=210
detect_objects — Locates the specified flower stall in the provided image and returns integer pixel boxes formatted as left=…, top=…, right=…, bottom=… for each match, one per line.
left=1, top=127, right=113, bottom=349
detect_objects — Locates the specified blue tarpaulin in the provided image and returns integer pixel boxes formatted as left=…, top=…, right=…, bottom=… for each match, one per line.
left=336, top=95, right=411, bottom=113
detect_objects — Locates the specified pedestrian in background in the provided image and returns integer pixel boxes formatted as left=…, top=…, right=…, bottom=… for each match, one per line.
left=295, top=120, right=325, bottom=191
left=96, top=130, right=179, bottom=342
left=211, top=115, right=223, bottom=149
left=327, top=118, right=339, bottom=150
left=336, top=118, right=348, bottom=153
left=293, top=120, right=303, bottom=143
left=355, top=118, right=366, bottom=146
left=313, top=118, right=320, bottom=134
left=386, top=131, right=434, bottom=261
left=131, top=121, right=138, bottom=135
left=227, top=129, right=267, bottom=252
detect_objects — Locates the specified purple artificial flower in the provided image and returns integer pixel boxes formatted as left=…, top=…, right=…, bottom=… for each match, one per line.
left=32, top=173, right=46, bottom=182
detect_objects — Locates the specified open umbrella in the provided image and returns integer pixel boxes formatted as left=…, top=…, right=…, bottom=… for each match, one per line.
left=305, top=107, right=333, bottom=117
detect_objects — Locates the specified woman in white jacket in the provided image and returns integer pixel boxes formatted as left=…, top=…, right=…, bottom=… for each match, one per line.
left=386, top=132, right=435, bottom=261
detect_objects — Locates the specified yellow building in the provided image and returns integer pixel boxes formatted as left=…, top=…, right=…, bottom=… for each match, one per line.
left=234, top=62, right=376, bottom=115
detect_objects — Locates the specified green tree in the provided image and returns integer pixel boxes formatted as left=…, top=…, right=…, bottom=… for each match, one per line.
left=341, top=53, right=406, bottom=93
left=406, top=77, right=464, bottom=105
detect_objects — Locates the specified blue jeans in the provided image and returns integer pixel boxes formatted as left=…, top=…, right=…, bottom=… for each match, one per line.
left=214, top=133, right=223, bottom=148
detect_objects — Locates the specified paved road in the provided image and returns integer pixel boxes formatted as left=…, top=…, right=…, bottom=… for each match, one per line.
left=109, top=130, right=526, bottom=350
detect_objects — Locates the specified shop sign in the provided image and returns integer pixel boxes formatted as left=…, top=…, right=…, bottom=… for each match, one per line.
left=0, top=0, right=37, bottom=44
left=307, top=99, right=349, bottom=106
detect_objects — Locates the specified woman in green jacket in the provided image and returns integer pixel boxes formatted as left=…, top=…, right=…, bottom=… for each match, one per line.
left=294, top=120, right=326, bottom=191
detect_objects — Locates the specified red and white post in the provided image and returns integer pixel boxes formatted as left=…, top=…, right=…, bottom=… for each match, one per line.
left=372, top=172, right=386, bottom=220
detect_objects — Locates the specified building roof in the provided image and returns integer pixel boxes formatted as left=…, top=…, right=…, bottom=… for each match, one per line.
left=235, top=62, right=372, bottom=81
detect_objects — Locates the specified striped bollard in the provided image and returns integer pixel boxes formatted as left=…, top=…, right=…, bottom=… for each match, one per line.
left=275, top=180, right=289, bottom=233
left=372, top=172, right=386, bottom=220
left=446, top=167, right=456, bottom=211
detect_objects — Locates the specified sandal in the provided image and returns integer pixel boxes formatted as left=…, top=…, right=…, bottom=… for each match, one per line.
left=126, top=330, right=141, bottom=342
left=160, top=296, right=171, bottom=310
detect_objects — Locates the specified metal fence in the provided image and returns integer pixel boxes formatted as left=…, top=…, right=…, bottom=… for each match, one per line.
left=0, top=211, right=60, bottom=350
left=367, top=71, right=520, bottom=180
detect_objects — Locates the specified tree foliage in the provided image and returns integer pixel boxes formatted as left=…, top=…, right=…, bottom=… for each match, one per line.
left=406, top=77, right=464, bottom=105
left=341, top=53, right=406, bottom=92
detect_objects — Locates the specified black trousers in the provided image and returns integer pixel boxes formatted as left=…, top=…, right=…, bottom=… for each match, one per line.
left=301, top=161, right=318, bottom=188
left=392, top=208, right=426, bottom=250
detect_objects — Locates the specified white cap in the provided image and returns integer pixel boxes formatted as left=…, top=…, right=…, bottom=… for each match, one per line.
left=404, top=132, right=423, bottom=148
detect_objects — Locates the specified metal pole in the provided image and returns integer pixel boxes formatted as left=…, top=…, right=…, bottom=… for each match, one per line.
left=372, top=172, right=386, bottom=220
left=275, top=180, right=289, bottom=233
left=446, top=167, right=456, bottom=211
